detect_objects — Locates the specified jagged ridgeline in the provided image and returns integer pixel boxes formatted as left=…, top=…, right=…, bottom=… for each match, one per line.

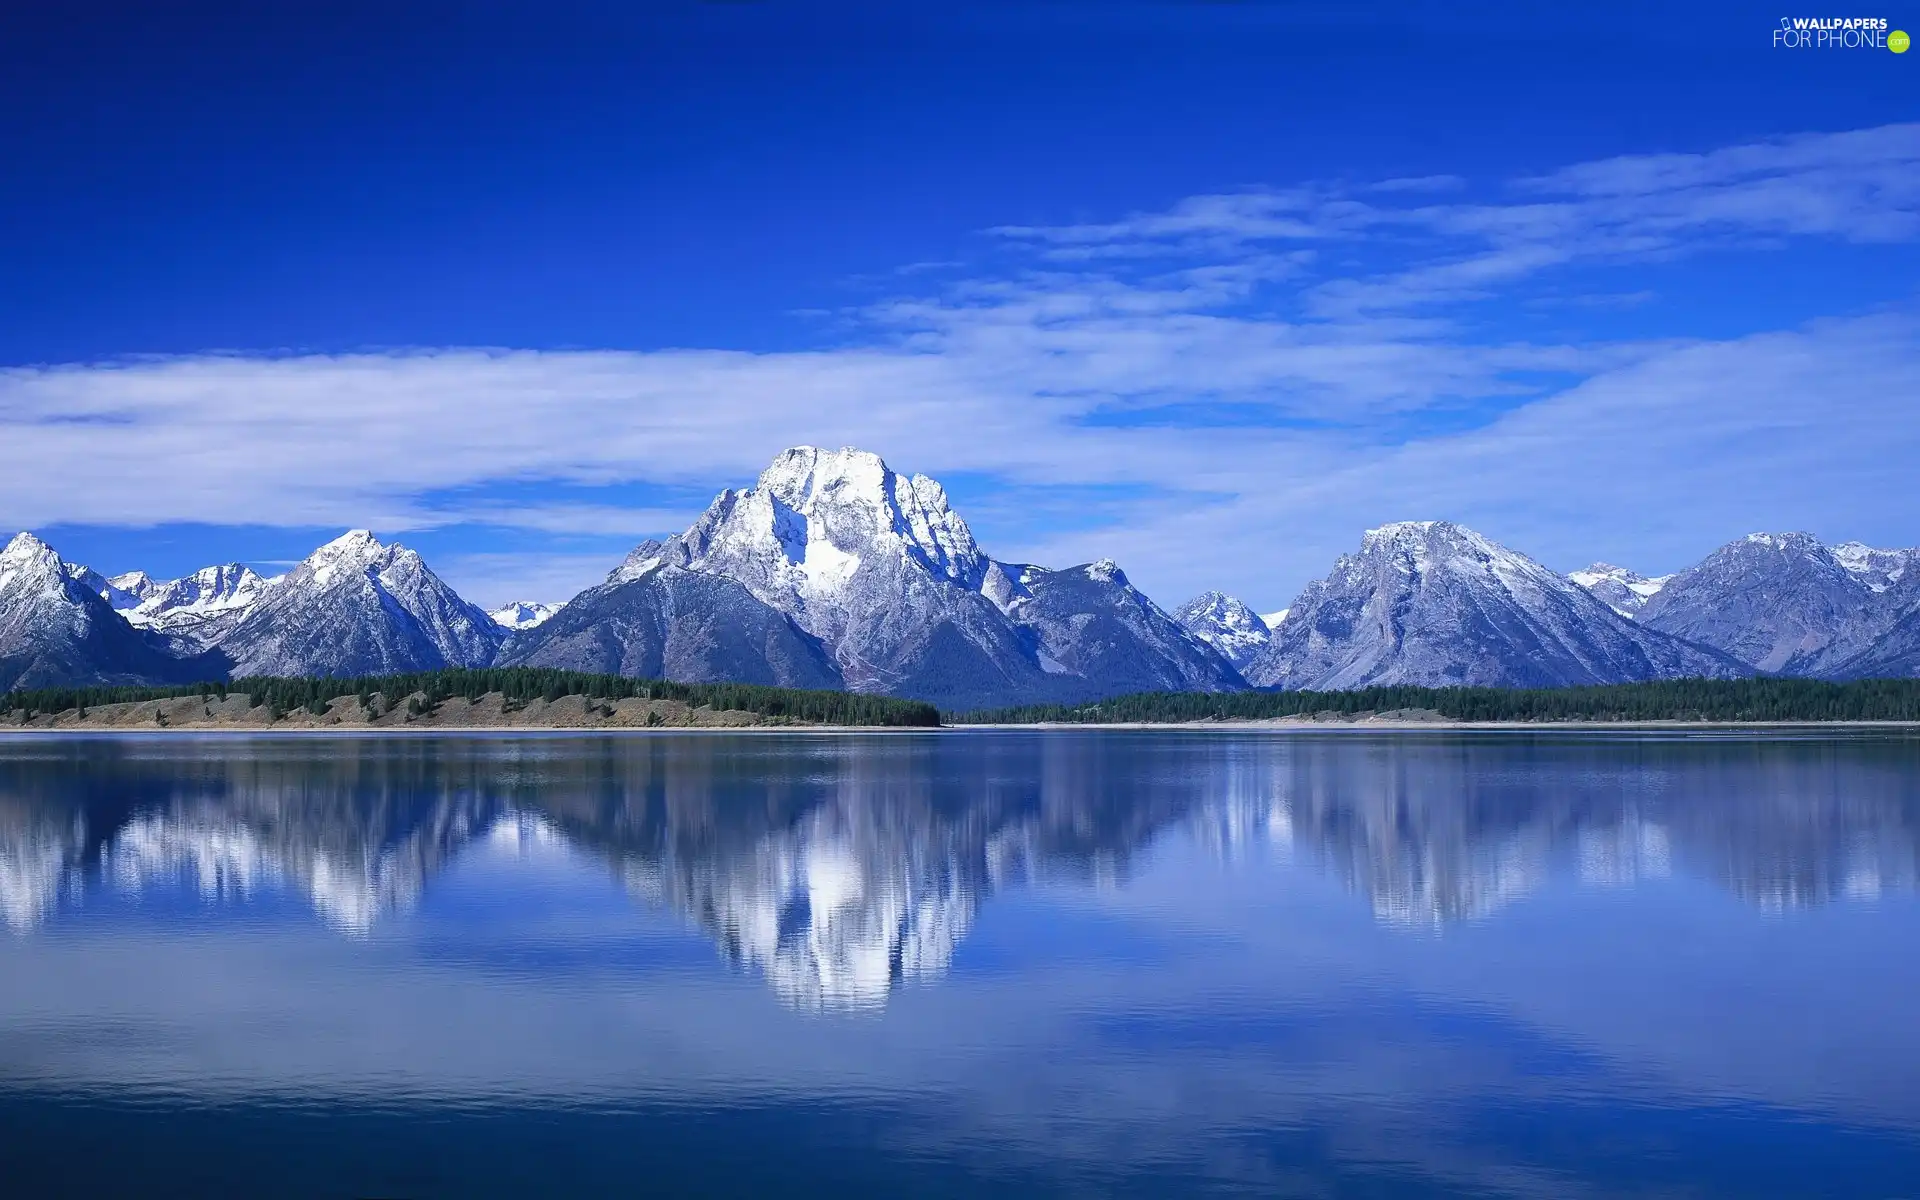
left=3, top=668, right=941, bottom=727
left=954, top=678, right=1920, bottom=724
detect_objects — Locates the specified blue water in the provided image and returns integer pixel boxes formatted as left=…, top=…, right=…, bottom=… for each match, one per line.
left=2, top=730, right=1917, bottom=1197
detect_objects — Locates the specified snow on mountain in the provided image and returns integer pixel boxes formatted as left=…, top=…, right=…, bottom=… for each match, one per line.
left=598, top=449, right=1041, bottom=708
left=1173, top=591, right=1272, bottom=670
left=497, top=565, right=841, bottom=688
left=1244, top=521, right=1746, bottom=690
left=121, top=564, right=274, bottom=647
left=108, top=570, right=159, bottom=601
left=1567, top=563, right=1672, bottom=619
left=214, top=530, right=504, bottom=678
left=996, top=561, right=1245, bottom=694
left=1830, top=541, right=1919, bottom=593
left=593, top=447, right=1239, bottom=708
left=1637, top=532, right=1898, bottom=675
left=1, top=533, right=216, bottom=692
left=1261, top=608, right=1289, bottom=629
left=488, top=600, right=560, bottom=630
left=63, top=564, right=160, bottom=612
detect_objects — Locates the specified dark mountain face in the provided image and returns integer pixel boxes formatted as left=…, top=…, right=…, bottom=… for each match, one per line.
left=999, top=561, right=1245, bottom=702
left=600, top=447, right=1241, bottom=709
left=1172, top=591, right=1272, bottom=670
left=1825, top=601, right=1920, bottom=679
left=496, top=564, right=842, bottom=689
left=1639, top=533, right=1880, bottom=675
left=215, top=531, right=504, bottom=678
left=1245, top=522, right=1746, bottom=690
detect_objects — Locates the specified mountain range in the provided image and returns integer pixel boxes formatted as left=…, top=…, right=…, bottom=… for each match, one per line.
left=5, top=446, right=1919, bottom=705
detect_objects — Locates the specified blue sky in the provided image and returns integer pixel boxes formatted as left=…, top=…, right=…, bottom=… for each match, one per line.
left=2, top=0, right=1917, bottom=609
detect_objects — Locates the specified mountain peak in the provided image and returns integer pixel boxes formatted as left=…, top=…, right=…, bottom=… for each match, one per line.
left=1350, top=521, right=1536, bottom=586
left=1572, top=562, right=1641, bottom=584
left=0, top=532, right=65, bottom=593
left=489, top=600, right=560, bottom=630
left=1828, top=540, right=1917, bottom=592
left=1738, top=531, right=1826, bottom=554
left=217, top=532, right=499, bottom=677
left=109, top=569, right=154, bottom=588
left=678, top=445, right=985, bottom=600
left=1568, top=562, right=1671, bottom=618
left=313, top=529, right=385, bottom=559
left=1173, top=591, right=1271, bottom=670
left=121, top=564, right=274, bottom=641
left=2, top=531, right=57, bottom=565
left=758, top=446, right=889, bottom=502
left=1249, top=523, right=1739, bottom=690
left=1359, top=520, right=1503, bottom=560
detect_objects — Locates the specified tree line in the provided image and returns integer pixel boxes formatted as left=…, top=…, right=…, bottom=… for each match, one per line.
left=11, top=673, right=1920, bottom=728
left=951, top=678, right=1920, bottom=724
left=3, top=667, right=941, bottom=727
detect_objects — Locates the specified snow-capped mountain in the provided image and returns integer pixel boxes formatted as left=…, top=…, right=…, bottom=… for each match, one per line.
left=488, top=600, right=560, bottom=630
left=497, top=564, right=841, bottom=688
left=1244, top=521, right=1746, bottom=690
left=63, top=564, right=157, bottom=612
left=0, top=534, right=216, bottom=692
left=1831, top=541, right=1919, bottom=593
left=1568, top=563, right=1671, bottom=619
left=123, top=564, right=275, bottom=646
left=992, top=561, right=1245, bottom=694
left=590, top=447, right=1237, bottom=708
left=1636, top=533, right=1909, bottom=675
left=1261, top=608, right=1289, bottom=629
left=1173, top=591, right=1272, bottom=670
left=214, top=530, right=504, bottom=677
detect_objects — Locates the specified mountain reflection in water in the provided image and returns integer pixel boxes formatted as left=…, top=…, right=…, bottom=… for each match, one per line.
left=4, top=731, right=1917, bottom=1010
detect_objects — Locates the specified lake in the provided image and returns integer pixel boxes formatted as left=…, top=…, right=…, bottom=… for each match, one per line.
left=2, top=730, right=1918, bottom=1197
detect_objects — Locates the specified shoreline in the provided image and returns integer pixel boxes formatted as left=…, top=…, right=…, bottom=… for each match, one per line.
left=5, top=718, right=1919, bottom=736
left=949, top=719, right=1920, bottom=731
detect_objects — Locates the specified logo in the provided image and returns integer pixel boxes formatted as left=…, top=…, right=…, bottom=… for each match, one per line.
left=1772, top=16, right=1900, bottom=48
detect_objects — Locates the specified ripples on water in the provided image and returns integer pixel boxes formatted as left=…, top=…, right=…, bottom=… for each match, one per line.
left=1, top=729, right=1918, bottom=1197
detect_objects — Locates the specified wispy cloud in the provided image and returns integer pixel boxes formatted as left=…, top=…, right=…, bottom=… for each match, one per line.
left=5, top=124, right=1918, bottom=608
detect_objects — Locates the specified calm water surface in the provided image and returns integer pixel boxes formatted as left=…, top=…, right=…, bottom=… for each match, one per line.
left=2, top=730, right=1918, bottom=1197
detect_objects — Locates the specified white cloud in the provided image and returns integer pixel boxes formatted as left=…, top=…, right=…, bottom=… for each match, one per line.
left=4, top=124, right=1917, bottom=610
left=1052, top=310, right=1920, bottom=609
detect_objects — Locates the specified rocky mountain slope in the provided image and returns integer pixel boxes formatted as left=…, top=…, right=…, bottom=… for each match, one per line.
left=995, top=560, right=1245, bottom=695
left=1568, top=564, right=1671, bottom=618
left=124, top=565, right=273, bottom=646
left=1637, top=533, right=1908, bottom=675
left=497, top=564, right=841, bottom=688
left=1173, top=591, right=1272, bottom=670
left=0, top=534, right=219, bottom=692
left=8, top=472, right=1920, bottom=695
left=1245, top=522, right=1745, bottom=690
left=215, top=531, right=504, bottom=677
left=588, top=447, right=1239, bottom=708
left=63, top=564, right=154, bottom=612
